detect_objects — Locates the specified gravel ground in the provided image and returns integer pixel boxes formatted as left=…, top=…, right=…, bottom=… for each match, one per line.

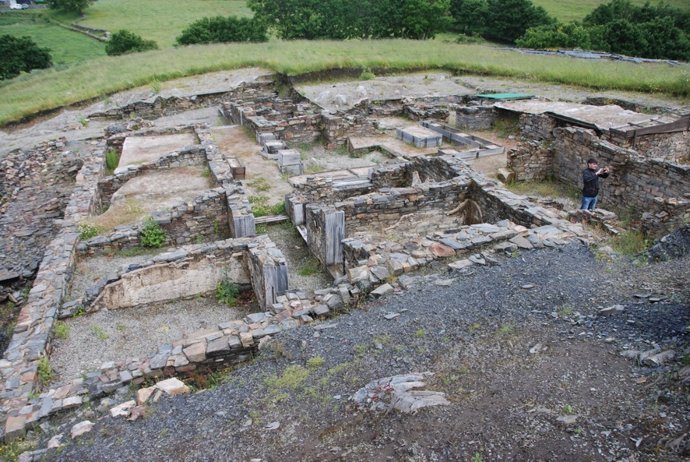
left=49, top=296, right=255, bottom=385
left=39, top=242, right=690, bottom=461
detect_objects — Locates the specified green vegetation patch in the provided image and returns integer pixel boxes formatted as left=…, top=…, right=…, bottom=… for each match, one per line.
left=0, top=15, right=104, bottom=67
left=2, top=39, right=688, bottom=126
left=76, top=0, right=252, bottom=48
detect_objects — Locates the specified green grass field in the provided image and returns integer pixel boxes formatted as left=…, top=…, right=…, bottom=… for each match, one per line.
left=0, top=13, right=105, bottom=66
left=74, top=0, right=251, bottom=48
left=533, top=0, right=690, bottom=22
left=1, top=39, right=687, bottom=125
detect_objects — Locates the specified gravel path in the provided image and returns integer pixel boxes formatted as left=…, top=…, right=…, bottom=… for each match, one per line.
left=42, top=243, right=690, bottom=461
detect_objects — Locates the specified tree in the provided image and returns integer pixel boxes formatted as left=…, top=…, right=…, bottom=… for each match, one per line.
left=46, top=0, right=94, bottom=14
left=105, top=30, right=158, bottom=56
left=0, top=35, right=52, bottom=80
left=450, top=0, right=488, bottom=36
left=484, top=0, right=554, bottom=43
left=177, top=16, right=268, bottom=45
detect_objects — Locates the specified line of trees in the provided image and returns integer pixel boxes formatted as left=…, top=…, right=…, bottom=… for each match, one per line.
left=247, top=0, right=452, bottom=40
left=516, top=0, right=690, bottom=60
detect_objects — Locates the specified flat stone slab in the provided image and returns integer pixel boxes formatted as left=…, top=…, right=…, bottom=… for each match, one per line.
left=494, top=101, right=676, bottom=132
left=120, top=133, right=198, bottom=168
left=396, top=126, right=442, bottom=148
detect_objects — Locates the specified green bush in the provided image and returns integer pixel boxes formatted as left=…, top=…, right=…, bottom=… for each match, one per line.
left=106, top=30, right=158, bottom=56
left=518, top=1, right=690, bottom=60
left=0, top=34, right=52, bottom=80
left=176, top=16, right=268, bottom=45
left=216, top=280, right=240, bottom=306
left=78, top=223, right=101, bottom=240
left=105, top=148, right=120, bottom=174
left=140, top=218, right=166, bottom=248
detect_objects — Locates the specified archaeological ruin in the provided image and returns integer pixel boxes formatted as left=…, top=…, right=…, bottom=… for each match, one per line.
left=0, top=69, right=688, bottom=441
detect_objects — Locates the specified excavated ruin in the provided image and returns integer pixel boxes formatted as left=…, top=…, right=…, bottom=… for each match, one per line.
left=0, top=70, right=688, bottom=442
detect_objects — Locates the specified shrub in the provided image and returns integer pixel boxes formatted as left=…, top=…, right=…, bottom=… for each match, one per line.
left=105, top=148, right=120, bottom=174
left=78, top=223, right=101, bottom=241
left=359, top=68, right=375, bottom=80
left=176, top=16, right=268, bottom=45
left=54, top=321, right=70, bottom=340
left=140, top=218, right=166, bottom=248
left=216, top=280, right=240, bottom=306
left=37, top=357, right=53, bottom=387
left=106, top=30, right=158, bottom=56
left=0, top=34, right=52, bottom=80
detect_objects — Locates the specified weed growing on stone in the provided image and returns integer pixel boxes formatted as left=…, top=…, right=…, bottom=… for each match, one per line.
left=359, top=68, right=375, bottom=80
left=78, top=223, right=101, bottom=241
left=247, top=177, right=271, bottom=192
left=91, top=325, right=109, bottom=341
left=562, top=404, right=575, bottom=415
left=150, top=79, right=161, bottom=94
left=497, top=324, right=514, bottom=336
left=105, top=148, right=120, bottom=174
left=37, top=356, right=53, bottom=387
left=557, top=305, right=574, bottom=317
left=140, top=218, right=166, bottom=248
left=265, top=365, right=310, bottom=391
left=297, top=257, right=321, bottom=276
left=249, top=195, right=285, bottom=217
left=79, top=117, right=89, bottom=127
left=216, top=280, right=239, bottom=306
left=415, top=328, right=426, bottom=338
left=116, top=246, right=151, bottom=257
left=306, top=356, right=325, bottom=369
left=0, top=438, right=34, bottom=461
left=471, top=453, right=484, bottom=462
left=610, top=229, right=651, bottom=256
left=54, top=321, right=70, bottom=340
left=255, top=224, right=268, bottom=235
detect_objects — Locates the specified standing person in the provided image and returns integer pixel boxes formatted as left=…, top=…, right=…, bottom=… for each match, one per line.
left=581, top=158, right=609, bottom=210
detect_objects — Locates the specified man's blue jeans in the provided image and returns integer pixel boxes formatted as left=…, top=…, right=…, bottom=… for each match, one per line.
left=581, top=196, right=598, bottom=210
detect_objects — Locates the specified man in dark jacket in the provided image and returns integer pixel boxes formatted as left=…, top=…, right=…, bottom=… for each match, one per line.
left=581, top=158, right=609, bottom=210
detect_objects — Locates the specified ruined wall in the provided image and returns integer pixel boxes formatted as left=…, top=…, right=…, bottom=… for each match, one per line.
left=93, top=253, right=248, bottom=311
left=96, top=145, right=207, bottom=210
left=306, top=205, right=345, bottom=267
left=507, top=113, right=558, bottom=181
left=452, top=105, right=497, bottom=130
left=247, top=241, right=289, bottom=309
left=552, top=127, right=690, bottom=233
left=339, top=183, right=468, bottom=233
left=609, top=131, right=690, bottom=163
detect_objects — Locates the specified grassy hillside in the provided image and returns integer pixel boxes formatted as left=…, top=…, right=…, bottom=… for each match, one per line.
left=533, top=0, right=690, bottom=22
left=1, top=39, right=687, bottom=125
left=75, top=0, right=252, bottom=48
left=0, top=13, right=105, bottom=66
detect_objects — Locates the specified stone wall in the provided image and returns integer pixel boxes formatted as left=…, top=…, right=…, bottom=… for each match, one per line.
left=506, top=113, right=558, bottom=181
left=452, top=105, right=497, bottom=130
left=610, top=131, right=690, bottom=163
left=96, top=144, right=207, bottom=211
left=0, top=143, right=105, bottom=440
left=247, top=240, right=289, bottom=310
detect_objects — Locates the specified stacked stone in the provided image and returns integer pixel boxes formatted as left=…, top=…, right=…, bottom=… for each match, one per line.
left=97, top=143, right=206, bottom=209
left=451, top=105, right=497, bottom=130
left=0, top=139, right=85, bottom=282
left=1, top=145, right=105, bottom=441
left=196, top=127, right=256, bottom=238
